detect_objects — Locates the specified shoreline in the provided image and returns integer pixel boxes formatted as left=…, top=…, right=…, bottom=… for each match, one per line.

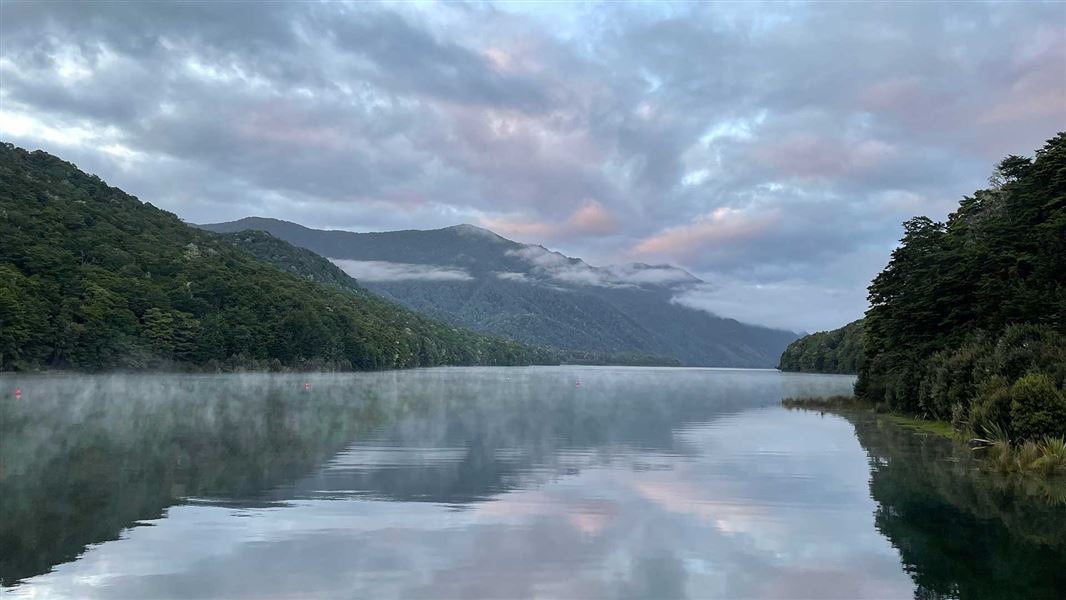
left=782, top=395, right=1066, bottom=479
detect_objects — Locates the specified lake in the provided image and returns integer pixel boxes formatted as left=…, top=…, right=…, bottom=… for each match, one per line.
left=1, top=367, right=1064, bottom=599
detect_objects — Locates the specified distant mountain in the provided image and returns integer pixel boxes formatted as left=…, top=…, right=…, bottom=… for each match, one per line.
left=217, top=229, right=679, bottom=367
left=201, top=217, right=800, bottom=367
left=0, top=143, right=553, bottom=371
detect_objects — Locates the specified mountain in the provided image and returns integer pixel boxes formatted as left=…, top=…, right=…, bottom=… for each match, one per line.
left=201, top=218, right=800, bottom=367
left=217, top=230, right=678, bottom=366
left=778, top=319, right=864, bottom=374
left=0, top=143, right=553, bottom=371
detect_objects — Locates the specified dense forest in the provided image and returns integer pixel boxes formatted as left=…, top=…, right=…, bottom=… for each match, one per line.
left=783, top=134, right=1065, bottom=442
left=777, top=319, right=863, bottom=374
left=0, top=143, right=556, bottom=371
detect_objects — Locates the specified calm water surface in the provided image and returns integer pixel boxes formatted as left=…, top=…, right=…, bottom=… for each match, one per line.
left=1, top=367, right=1064, bottom=599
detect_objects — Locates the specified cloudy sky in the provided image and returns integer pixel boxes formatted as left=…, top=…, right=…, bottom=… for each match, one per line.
left=2, top=1, right=1063, bottom=331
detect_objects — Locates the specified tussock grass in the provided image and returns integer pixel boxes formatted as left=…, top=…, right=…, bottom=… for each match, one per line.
left=783, top=395, right=1066, bottom=478
left=972, top=426, right=1066, bottom=477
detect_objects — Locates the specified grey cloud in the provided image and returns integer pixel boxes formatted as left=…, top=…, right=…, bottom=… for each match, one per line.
left=1, top=1, right=1060, bottom=330
left=330, top=259, right=473, bottom=282
left=495, top=271, right=530, bottom=282
left=506, top=246, right=698, bottom=288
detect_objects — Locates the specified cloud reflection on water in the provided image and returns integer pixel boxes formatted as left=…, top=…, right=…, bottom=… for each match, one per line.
left=4, top=368, right=910, bottom=599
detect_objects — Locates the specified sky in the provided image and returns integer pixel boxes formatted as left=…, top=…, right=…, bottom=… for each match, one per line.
left=1, top=1, right=1063, bottom=332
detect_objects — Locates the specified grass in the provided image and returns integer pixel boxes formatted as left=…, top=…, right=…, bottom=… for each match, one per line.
left=971, top=424, right=1066, bottom=477
left=781, top=395, right=954, bottom=439
left=882, top=414, right=956, bottom=438
left=780, top=395, right=872, bottom=410
left=781, top=395, right=1066, bottom=479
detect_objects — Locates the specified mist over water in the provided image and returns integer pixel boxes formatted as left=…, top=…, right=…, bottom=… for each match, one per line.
left=2, top=367, right=1063, bottom=598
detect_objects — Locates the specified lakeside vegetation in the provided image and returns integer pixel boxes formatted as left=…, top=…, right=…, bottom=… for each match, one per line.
left=859, top=134, right=1065, bottom=441
left=0, top=143, right=557, bottom=372
left=779, top=134, right=1066, bottom=469
left=781, top=395, right=870, bottom=411
left=783, top=395, right=1066, bottom=477
left=777, top=319, right=863, bottom=374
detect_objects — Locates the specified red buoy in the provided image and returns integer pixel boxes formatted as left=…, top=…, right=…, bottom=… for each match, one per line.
left=303, top=382, right=310, bottom=391
left=14, top=387, right=21, bottom=400
left=575, top=381, right=581, bottom=388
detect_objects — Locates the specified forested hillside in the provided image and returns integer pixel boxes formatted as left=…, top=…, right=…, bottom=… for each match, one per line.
left=854, top=135, right=1066, bottom=439
left=0, top=143, right=554, bottom=371
left=202, top=219, right=799, bottom=367
left=220, top=229, right=680, bottom=367
left=777, top=319, right=864, bottom=374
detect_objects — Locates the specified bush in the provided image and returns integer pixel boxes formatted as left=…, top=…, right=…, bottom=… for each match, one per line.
left=1009, top=373, right=1066, bottom=441
left=911, top=325, right=1066, bottom=435
left=981, top=324, right=1066, bottom=387
left=969, top=375, right=1013, bottom=435
left=918, top=341, right=990, bottom=420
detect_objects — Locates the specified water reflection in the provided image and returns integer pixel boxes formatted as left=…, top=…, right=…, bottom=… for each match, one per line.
left=848, top=414, right=1066, bottom=600
left=1, top=368, right=1062, bottom=598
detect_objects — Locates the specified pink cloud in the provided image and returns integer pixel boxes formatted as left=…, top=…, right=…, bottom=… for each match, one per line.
left=480, top=199, right=619, bottom=240
left=753, top=135, right=898, bottom=180
left=568, top=200, right=619, bottom=234
left=857, top=76, right=926, bottom=113
left=979, top=24, right=1066, bottom=124
left=632, top=207, right=779, bottom=260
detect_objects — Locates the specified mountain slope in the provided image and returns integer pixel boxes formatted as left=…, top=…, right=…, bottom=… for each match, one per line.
left=0, top=143, right=553, bottom=371
left=202, top=218, right=800, bottom=367
left=216, top=230, right=679, bottom=366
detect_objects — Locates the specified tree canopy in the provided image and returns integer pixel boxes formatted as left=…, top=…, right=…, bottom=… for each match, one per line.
left=857, top=133, right=1065, bottom=418
left=780, top=133, right=1065, bottom=440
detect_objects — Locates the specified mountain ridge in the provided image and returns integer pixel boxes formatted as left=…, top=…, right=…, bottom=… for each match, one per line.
left=200, top=217, right=799, bottom=367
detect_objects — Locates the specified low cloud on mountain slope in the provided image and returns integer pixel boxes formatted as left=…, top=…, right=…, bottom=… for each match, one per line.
left=201, top=218, right=799, bottom=367
left=332, top=260, right=474, bottom=282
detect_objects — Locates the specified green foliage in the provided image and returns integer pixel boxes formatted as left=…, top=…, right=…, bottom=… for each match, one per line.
left=0, top=143, right=556, bottom=371
left=1009, top=373, right=1066, bottom=442
left=855, top=134, right=1066, bottom=430
left=918, top=340, right=991, bottom=420
left=777, top=319, right=863, bottom=373
left=1032, top=436, right=1066, bottom=476
left=899, top=325, right=1066, bottom=441
left=970, top=375, right=1014, bottom=435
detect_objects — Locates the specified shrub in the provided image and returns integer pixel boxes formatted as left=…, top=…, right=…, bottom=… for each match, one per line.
left=1009, top=373, right=1066, bottom=441
left=918, top=341, right=990, bottom=420
left=985, top=325, right=1066, bottom=385
left=969, top=375, right=1013, bottom=436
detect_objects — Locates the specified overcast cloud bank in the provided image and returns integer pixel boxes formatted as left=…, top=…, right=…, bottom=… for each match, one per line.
left=2, top=1, right=1061, bottom=330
